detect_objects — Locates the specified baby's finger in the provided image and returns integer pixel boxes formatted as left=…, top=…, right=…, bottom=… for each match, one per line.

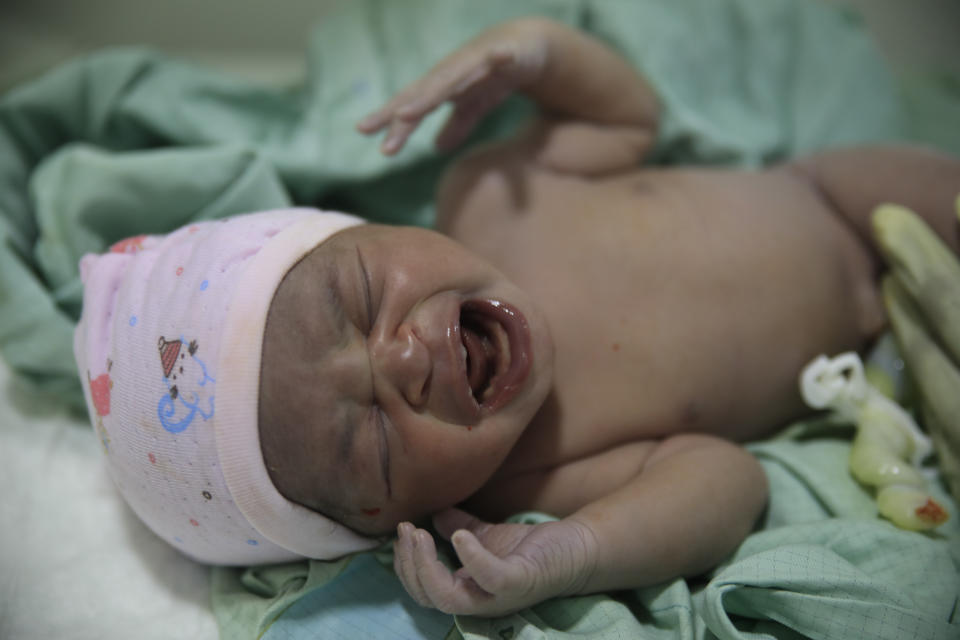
left=451, top=528, right=526, bottom=597
left=394, top=523, right=430, bottom=606
left=395, top=42, right=522, bottom=122
left=394, top=59, right=492, bottom=123
left=377, top=118, right=418, bottom=156
left=357, top=67, right=466, bottom=136
left=356, top=106, right=395, bottom=134
left=410, top=529, right=457, bottom=611
left=434, top=85, right=510, bottom=152
left=412, top=529, right=490, bottom=614
left=357, top=85, right=423, bottom=133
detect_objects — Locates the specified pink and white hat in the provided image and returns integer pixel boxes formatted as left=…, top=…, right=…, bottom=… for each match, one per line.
left=73, top=208, right=380, bottom=565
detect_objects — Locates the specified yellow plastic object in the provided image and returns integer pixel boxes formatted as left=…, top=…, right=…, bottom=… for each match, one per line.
left=800, top=352, right=948, bottom=530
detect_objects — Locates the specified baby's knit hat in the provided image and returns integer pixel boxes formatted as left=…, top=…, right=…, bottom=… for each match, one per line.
left=73, top=208, right=379, bottom=565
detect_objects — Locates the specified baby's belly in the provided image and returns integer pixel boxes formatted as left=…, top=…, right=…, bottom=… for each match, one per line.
left=443, top=162, right=881, bottom=472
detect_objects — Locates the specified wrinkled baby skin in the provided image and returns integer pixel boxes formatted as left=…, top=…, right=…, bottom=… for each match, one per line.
left=258, top=224, right=555, bottom=535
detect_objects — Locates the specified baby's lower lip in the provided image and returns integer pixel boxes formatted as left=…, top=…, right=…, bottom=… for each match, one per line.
left=460, top=300, right=532, bottom=415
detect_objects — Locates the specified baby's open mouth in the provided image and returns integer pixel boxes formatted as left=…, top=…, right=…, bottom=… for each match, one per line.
left=461, top=308, right=509, bottom=402
left=458, top=300, right=532, bottom=413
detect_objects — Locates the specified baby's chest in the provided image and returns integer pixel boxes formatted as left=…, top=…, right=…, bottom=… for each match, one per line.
left=452, top=161, right=876, bottom=445
left=480, top=175, right=874, bottom=471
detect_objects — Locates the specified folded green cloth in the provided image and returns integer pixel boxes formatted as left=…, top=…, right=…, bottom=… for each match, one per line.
left=0, top=0, right=904, bottom=409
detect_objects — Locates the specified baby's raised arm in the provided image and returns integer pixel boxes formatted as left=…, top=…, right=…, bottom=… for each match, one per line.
left=357, top=18, right=659, bottom=173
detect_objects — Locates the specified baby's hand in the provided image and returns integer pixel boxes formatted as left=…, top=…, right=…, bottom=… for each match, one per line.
left=393, top=508, right=597, bottom=617
left=356, top=20, right=548, bottom=155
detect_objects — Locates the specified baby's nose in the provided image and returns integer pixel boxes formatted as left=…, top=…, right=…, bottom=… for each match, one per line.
left=371, top=323, right=430, bottom=408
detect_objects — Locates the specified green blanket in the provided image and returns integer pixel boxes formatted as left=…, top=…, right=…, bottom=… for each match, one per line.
left=2, top=0, right=958, bottom=638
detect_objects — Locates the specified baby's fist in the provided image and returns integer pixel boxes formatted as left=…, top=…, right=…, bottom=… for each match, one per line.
left=393, top=508, right=598, bottom=617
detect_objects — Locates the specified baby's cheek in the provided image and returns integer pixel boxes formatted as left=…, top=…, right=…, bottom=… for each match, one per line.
left=422, top=452, right=500, bottom=506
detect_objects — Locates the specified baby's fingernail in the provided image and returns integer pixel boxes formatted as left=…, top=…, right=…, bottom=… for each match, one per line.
left=381, top=136, right=399, bottom=155
left=396, top=102, right=424, bottom=119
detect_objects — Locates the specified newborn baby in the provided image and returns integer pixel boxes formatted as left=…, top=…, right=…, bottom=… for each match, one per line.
left=74, top=18, right=960, bottom=616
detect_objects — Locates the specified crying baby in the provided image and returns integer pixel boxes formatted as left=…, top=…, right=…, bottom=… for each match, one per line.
left=74, top=17, right=960, bottom=617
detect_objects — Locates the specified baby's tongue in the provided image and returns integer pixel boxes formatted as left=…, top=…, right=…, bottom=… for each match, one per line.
left=462, top=324, right=495, bottom=398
